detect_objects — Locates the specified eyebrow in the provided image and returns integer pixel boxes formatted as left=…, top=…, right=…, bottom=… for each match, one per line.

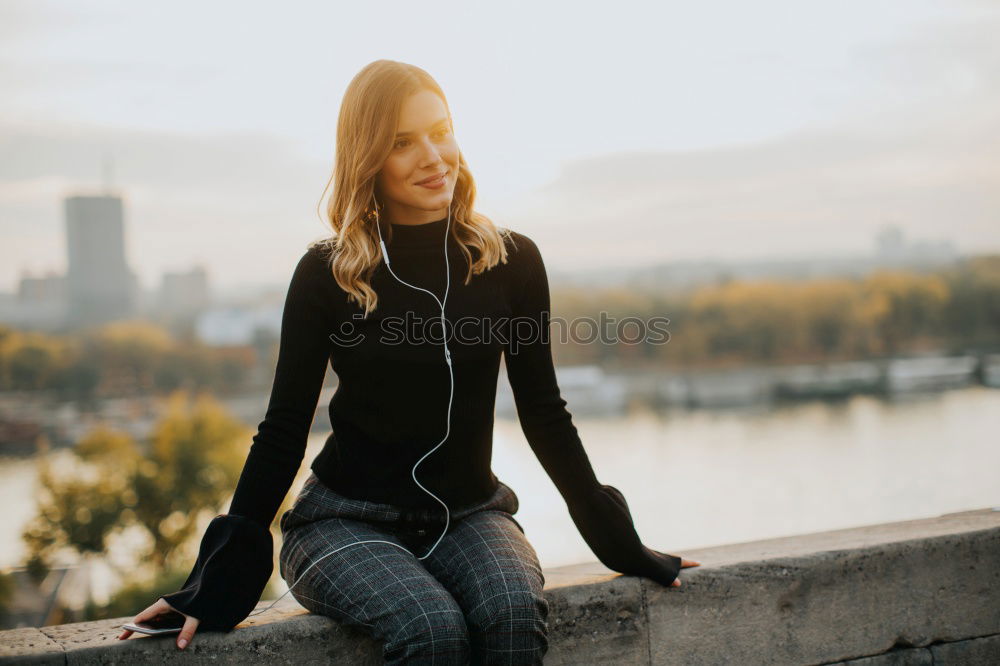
left=394, top=118, right=449, bottom=138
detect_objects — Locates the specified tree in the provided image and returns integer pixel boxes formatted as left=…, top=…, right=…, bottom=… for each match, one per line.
left=21, top=390, right=249, bottom=585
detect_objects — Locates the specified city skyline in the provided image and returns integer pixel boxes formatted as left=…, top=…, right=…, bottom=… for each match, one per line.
left=0, top=184, right=962, bottom=334
left=2, top=1, right=998, bottom=293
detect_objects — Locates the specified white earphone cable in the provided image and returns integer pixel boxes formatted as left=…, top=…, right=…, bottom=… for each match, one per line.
left=247, top=203, right=454, bottom=618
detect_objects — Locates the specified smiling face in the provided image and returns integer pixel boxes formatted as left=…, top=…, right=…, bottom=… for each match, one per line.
left=374, top=89, right=460, bottom=226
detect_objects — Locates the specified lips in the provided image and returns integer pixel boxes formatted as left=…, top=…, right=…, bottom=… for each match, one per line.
left=415, top=171, right=447, bottom=185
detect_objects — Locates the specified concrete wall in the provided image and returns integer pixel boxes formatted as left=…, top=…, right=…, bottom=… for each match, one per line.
left=3, top=507, right=998, bottom=665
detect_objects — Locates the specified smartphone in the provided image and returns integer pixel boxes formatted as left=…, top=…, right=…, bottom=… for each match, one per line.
left=121, top=610, right=187, bottom=636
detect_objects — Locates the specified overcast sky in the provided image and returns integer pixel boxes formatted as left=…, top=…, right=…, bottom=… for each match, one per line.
left=2, top=0, right=998, bottom=292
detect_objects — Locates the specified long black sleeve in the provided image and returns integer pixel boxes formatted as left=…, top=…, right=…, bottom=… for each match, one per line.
left=503, top=236, right=681, bottom=587
left=159, top=514, right=273, bottom=631
left=160, top=247, right=332, bottom=630
left=228, top=248, right=332, bottom=527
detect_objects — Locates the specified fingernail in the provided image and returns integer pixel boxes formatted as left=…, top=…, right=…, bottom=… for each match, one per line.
left=178, top=639, right=188, bottom=649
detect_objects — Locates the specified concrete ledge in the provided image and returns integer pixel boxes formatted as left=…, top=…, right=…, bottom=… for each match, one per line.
left=3, top=508, right=998, bottom=665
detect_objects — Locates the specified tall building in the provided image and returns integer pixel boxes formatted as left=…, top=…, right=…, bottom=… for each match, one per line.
left=64, top=194, right=138, bottom=327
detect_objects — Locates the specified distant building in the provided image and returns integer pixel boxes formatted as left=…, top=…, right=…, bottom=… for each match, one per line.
left=6, top=271, right=69, bottom=329
left=159, top=266, right=210, bottom=316
left=0, top=189, right=227, bottom=332
left=18, top=272, right=66, bottom=303
left=64, top=194, right=138, bottom=327
left=194, top=302, right=283, bottom=346
left=875, top=224, right=956, bottom=267
left=875, top=225, right=906, bottom=263
left=561, top=224, right=962, bottom=290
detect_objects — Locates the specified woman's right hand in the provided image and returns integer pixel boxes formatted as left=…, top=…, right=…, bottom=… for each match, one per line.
left=118, top=597, right=201, bottom=650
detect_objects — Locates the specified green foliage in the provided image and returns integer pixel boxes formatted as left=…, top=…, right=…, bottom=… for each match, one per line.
left=21, top=390, right=250, bottom=576
left=18, top=389, right=298, bottom=623
left=0, top=321, right=255, bottom=399
left=940, top=255, right=1000, bottom=346
left=4, top=256, right=997, bottom=384
left=549, top=255, right=1000, bottom=367
left=132, top=392, right=250, bottom=568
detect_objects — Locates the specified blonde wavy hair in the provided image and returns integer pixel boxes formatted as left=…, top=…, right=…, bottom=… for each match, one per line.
left=313, top=59, right=512, bottom=316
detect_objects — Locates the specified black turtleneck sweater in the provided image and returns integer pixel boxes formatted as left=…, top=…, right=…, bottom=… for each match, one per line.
left=160, top=217, right=682, bottom=631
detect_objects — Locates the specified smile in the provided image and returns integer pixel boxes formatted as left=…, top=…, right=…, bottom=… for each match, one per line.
left=416, top=172, right=447, bottom=189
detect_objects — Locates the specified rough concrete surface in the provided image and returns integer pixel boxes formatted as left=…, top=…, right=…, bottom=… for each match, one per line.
left=1, top=508, right=997, bottom=665
left=930, top=633, right=1000, bottom=666
left=0, top=627, right=64, bottom=665
left=541, top=574, right=648, bottom=665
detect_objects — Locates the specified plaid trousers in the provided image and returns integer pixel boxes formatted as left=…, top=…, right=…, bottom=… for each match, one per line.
left=278, top=472, right=549, bottom=665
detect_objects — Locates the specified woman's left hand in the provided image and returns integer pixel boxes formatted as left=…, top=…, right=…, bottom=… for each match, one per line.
left=648, top=549, right=701, bottom=587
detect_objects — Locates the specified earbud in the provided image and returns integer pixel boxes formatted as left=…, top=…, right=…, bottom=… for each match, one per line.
left=247, top=204, right=455, bottom=619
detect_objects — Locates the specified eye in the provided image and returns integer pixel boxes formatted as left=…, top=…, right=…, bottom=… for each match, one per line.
left=394, top=139, right=409, bottom=149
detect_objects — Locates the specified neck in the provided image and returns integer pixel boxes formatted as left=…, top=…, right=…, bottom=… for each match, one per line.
left=385, top=214, right=451, bottom=249
left=382, top=203, right=450, bottom=226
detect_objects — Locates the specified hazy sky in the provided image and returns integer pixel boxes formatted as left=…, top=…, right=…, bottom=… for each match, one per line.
left=2, top=0, right=998, bottom=292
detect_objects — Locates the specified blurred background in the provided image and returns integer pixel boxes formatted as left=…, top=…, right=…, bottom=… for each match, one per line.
left=1, top=0, right=998, bottom=630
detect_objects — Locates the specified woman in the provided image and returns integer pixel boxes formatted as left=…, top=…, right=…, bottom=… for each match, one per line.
left=119, top=59, right=699, bottom=664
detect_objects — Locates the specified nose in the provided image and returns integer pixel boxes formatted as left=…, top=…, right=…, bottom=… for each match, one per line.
left=416, top=137, right=445, bottom=166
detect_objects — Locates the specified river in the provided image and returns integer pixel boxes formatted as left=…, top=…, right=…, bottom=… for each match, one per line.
left=1, top=385, right=998, bottom=602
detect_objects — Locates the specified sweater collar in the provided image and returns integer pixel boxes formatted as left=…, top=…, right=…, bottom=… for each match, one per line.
left=387, top=215, right=451, bottom=249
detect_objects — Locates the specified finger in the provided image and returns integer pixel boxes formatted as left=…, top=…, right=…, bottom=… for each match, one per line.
left=671, top=577, right=681, bottom=587
left=176, top=615, right=200, bottom=650
left=650, top=549, right=699, bottom=569
left=120, top=598, right=170, bottom=640
left=133, top=598, right=170, bottom=624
